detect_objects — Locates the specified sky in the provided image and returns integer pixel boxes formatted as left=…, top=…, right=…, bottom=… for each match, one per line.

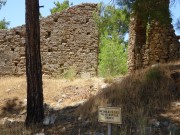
left=0, top=0, right=180, bottom=34
left=0, top=0, right=108, bottom=28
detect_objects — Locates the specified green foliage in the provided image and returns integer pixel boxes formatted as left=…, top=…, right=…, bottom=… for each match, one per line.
left=96, top=3, right=129, bottom=77
left=63, top=67, right=76, bottom=80
left=99, top=32, right=128, bottom=77
left=95, top=3, right=129, bottom=37
left=116, top=0, right=171, bottom=25
left=0, top=1, right=9, bottom=29
left=0, top=0, right=6, bottom=9
left=145, top=67, right=162, bottom=81
left=0, top=18, right=9, bottom=29
left=50, top=0, right=70, bottom=14
left=53, top=67, right=76, bottom=80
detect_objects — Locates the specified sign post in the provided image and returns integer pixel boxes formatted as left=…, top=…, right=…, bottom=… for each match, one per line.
left=108, top=123, right=111, bottom=135
left=98, top=106, right=122, bottom=135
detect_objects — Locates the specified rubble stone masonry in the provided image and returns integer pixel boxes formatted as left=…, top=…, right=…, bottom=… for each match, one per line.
left=128, top=15, right=180, bottom=71
left=0, top=3, right=99, bottom=76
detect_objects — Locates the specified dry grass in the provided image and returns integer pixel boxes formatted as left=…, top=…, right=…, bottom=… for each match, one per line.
left=43, top=77, right=101, bottom=107
left=0, top=62, right=179, bottom=134
left=0, top=76, right=103, bottom=134
left=78, top=65, right=179, bottom=126
left=0, top=76, right=102, bottom=116
left=0, top=76, right=26, bottom=100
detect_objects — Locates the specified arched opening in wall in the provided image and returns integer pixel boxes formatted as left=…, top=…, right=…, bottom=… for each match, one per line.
left=11, top=48, right=15, bottom=52
left=13, top=62, right=18, bottom=73
left=14, top=62, right=18, bottom=66
left=59, top=69, right=64, bottom=74
left=86, top=18, right=89, bottom=23
left=58, top=64, right=64, bottom=74
left=15, top=31, right=20, bottom=35
left=156, top=60, right=160, bottom=63
left=61, top=39, right=67, bottom=44
left=48, top=48, right=52, bottom=52
left=59, top=64, right=63, bottom=67
left=45, top=31, right=51, bottom=39
left=54, top=18, right=58, bottom=22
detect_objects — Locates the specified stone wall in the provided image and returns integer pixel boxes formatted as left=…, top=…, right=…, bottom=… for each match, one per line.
left=0, top=3, right=99, bottom=77
left=127, top=14, right=146, bottom=71
left=145, top=22, right=180, bottom=65
left=128, top=16, right=180, bottom=71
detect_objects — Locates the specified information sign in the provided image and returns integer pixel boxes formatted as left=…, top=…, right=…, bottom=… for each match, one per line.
left=98, top=106, right=122, bottom=124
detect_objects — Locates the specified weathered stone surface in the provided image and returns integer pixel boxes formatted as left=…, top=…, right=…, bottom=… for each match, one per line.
left=128, top=15, right=180, bottom=71
left=0, top=3, right=98, bottom=77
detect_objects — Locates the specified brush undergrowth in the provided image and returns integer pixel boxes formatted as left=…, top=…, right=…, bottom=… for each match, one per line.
left=78, top=66, right=177, bottom=131
left=52, top=67, right=77, bottom=80
left=0, top=64, right=179, bottom=134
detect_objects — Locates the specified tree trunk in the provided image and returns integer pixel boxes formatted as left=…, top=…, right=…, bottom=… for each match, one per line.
left=25, top=0, right=44, bottom=126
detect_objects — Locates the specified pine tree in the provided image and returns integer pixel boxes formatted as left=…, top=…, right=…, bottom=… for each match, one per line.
left=50, top=0, right=70, bottom=14
left=0, top=0, right=6, bottom=9
left=0, top=18, right=9, bottom=29
left=96, top=3, right=129, bottom=77
left=25, top=0, right=44, bottom=126
left=0, top=1, right=9, bottom=29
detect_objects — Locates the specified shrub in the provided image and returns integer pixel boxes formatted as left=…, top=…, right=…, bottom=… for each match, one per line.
left=145, top=67, right=162, bottom=81
left=98, top=32, right=128, bottom=77
left=52, top=67, right=77, bottom=80
left=63, top=67, right=76, bottom=80
left=94, top=3, right=129, bottom=78
left=78, top=66, right=176, bottom=128
left=50, top=0, right=70, bottom=14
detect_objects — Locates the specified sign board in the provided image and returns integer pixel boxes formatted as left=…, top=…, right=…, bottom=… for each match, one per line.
left=98, top=106, right=122, bottom=124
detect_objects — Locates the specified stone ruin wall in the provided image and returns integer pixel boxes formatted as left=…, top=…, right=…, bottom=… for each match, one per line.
left=0, top=3, right=99, bottom=77
left=128, top=16, right=180, bottom=71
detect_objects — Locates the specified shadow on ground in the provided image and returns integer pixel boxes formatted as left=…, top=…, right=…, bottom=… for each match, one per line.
left=0, top=101, right=179, bottom=135
left=0, top=97, right=25, bottom=117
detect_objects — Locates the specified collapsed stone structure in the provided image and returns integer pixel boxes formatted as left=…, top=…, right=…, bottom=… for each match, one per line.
left=128, top=15, right=180, bottom=71
left=128, top=0, right=180, bottom=71
left=0, top=2, right=179, bottom=76
left=0, top=3, right=98, bottom=76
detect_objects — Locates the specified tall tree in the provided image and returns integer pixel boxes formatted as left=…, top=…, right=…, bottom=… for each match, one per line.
left=25, top=0, right=44, bottom=126
left=0, top=0, right=6, bottom=9
left=50, top=0, right=70, bottom=14
left=96, top=3, right=129, bottom=37
left=0, top=18, right=9, bottom=29
left=116, top=0, right=172, bottom=27
left=96, top=3, right=129, bottom=76
left=0, top=0, right=9, bottom=29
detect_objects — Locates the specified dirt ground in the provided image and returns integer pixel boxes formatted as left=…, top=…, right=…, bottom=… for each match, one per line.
left=0, top=76, right=107, bottom=134
left=0, top=76, right=106, bottom=114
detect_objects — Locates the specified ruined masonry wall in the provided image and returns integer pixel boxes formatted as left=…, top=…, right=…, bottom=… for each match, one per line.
left=0, top=3, right=99, bottom=76
left=128, top=18, right=180, bottom=71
